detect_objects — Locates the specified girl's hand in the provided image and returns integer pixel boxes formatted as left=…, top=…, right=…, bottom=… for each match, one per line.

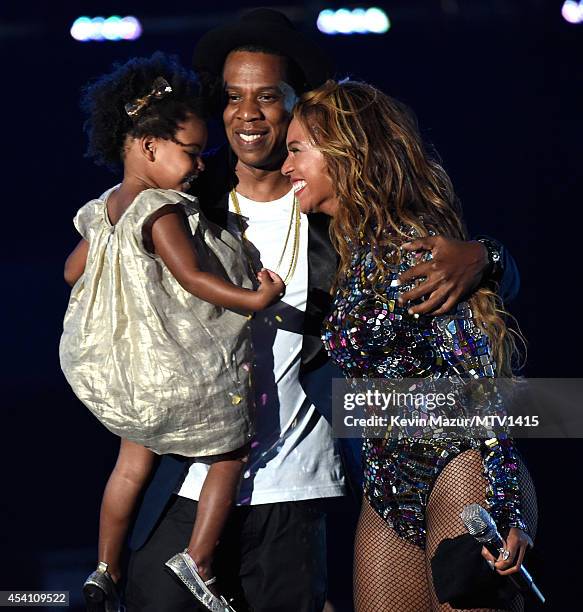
left=255, top=269, right=285, bottom=309
left=481, top=527, right=533, bottom=575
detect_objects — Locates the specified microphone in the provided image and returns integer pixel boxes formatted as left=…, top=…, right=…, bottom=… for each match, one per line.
left=461, top=503, right=545, bottom=605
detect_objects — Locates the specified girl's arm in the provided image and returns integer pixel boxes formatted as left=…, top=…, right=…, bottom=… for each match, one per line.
left=150, top=208, right=284, bottom=313
left=64, top=239, right=89, bottom=287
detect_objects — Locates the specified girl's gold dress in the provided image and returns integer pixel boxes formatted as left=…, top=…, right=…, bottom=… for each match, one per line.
left=60, top=187, right=254, bottom=457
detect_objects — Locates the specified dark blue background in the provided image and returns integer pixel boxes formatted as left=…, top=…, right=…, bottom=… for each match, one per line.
left=1, top=1, right=581, bottom=609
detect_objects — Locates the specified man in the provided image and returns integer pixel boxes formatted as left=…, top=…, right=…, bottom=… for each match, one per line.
left=124, top=9, right=518, bottom=611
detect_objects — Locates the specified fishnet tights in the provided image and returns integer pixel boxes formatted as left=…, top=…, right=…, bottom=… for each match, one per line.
left=354, top=449, right=538, bottom=612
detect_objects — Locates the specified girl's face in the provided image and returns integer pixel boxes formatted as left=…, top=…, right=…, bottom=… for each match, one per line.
left=281, top=118, right=338, bottom=216
left=151, top=114, right=207, bottom=191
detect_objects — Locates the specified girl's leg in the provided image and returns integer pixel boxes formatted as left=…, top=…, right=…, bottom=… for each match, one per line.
left=98, top=438, right=156, bottom=582
left=354, top=496, right=431, bottom=612
left=185, top=447, right=248, bottom=584
left=424, top=449, right=538, bottom=612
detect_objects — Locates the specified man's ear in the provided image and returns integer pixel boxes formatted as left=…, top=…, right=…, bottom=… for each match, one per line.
left=140, top=135, right=157, bottom=161
left=280, top=81, right=298, bottom=113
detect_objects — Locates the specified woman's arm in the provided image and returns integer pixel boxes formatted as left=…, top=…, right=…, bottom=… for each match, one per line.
left=150, top=208, right=284, bottom=313
left=419, top=305, right=532, bottom=575
left=479, top=438, right=533, bottom=575
left=64, top=239, right=89, bottom=287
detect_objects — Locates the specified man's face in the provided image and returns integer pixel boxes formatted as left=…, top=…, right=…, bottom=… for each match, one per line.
left=222, top=51, right=297, bottom=171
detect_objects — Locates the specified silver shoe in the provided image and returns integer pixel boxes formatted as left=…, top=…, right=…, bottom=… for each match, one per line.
left=83, top=561, right=121, bottom=612
left=165, top=550, right=237, bottom=612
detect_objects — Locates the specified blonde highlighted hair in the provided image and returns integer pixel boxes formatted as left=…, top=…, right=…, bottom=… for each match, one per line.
left=293, top=79, right=522, bottom=375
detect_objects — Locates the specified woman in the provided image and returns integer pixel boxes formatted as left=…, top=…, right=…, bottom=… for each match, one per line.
left=282, top=80, right=537, bottom=612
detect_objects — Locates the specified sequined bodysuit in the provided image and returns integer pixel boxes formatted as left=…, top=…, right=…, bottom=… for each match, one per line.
left=322, top=244, right=528, bottom=548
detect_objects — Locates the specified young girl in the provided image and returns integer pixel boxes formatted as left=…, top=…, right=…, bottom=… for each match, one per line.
left=60, top=53, right=284, bottom=612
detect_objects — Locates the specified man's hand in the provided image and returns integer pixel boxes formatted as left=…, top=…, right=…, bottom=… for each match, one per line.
left=398, top=236, right=489, bottom=316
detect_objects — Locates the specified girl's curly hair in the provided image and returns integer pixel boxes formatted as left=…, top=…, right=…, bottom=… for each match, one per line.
left=81, top=52, right=205, bottom=170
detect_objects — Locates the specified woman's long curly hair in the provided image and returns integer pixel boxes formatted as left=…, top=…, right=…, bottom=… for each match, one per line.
left=81, top=52, right=205, bottom=170
left=293, top=80, right=521, bottom=375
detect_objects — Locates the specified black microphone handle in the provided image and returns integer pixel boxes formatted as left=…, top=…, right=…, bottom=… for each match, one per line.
left=481, top=536, right=525, bottom=594
left=481, top=533, right=545, bottom=604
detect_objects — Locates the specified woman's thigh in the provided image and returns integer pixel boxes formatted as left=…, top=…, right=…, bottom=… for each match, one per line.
left=354, top=496, right=431, bottom=612
left=425, top=449, right=523, bottom=612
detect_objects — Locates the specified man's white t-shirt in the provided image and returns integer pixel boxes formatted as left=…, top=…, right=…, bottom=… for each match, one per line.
left=177, top=189, right=345, bottom=504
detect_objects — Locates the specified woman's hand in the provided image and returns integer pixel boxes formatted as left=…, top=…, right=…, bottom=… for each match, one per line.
left=398, top=236, right=489, bottom=315
left=481, top=527, right=533, bottom=575
left=255, top=269, right=285, bottom=309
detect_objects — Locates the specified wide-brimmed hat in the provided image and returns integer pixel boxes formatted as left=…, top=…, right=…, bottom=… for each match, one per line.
left=193, top=8, right=333, bottom=91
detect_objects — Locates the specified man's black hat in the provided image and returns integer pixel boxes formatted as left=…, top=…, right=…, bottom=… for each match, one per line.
left=193, top=8, right=333, bottom=91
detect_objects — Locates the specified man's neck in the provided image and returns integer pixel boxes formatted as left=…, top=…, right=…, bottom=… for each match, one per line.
left=235, top=162, right=291, bottom=202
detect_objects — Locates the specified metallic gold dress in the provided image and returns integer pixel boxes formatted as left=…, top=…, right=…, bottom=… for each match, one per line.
left=60, top=187, right=254, bottom=457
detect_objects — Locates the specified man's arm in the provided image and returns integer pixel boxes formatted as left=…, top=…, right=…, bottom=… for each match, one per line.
left=475, top=234, right=520, bottom=303
left=398, top=236, right=519, bottom=316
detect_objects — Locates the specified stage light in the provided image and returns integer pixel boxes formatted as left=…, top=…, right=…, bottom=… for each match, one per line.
left=102, top=16, right=122, bottom=40
left=562, top=0, right=583, bottom=24
left=351, top=9, right=368, bottom=34
left=316, top=10, right=336, bottom=34
left=334, top=9, right=353, bottom=34
left=119, top=16, right=142, bottom=40
left=90, top=17, right=106, bottom=41
left=70, top=16, right=142, bottom=41
left=317, top=7, right=390, bottom=35
left=365, top=7, right=390, bottom=33
left=70, top=17, right=93, bottom=42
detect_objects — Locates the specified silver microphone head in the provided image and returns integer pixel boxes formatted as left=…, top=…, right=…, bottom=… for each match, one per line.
left=461, top=503, right=500, bottom=544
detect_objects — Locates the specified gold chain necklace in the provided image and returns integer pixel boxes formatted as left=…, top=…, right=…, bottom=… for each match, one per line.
left=230, top=189, right=300, bottom=286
